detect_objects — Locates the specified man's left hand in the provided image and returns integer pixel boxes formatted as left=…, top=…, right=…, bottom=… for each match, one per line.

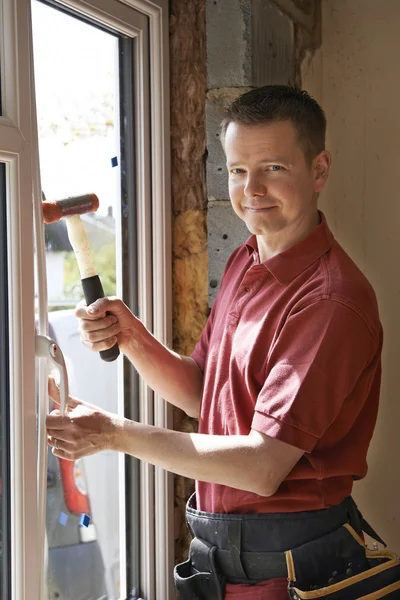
left=46, top=376, right=121, bottom=460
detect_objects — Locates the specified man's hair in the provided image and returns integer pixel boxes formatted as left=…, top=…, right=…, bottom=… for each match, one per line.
left=220, top=85, right=327, bottom=164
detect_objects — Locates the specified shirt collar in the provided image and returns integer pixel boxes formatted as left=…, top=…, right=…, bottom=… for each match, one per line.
left=245, top=211, right=334, bottom=284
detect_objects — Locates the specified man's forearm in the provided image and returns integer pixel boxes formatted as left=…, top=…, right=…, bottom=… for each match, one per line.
left=121, top=323, right=203, bottom=418
left=111, top=418, right=277, bottom=497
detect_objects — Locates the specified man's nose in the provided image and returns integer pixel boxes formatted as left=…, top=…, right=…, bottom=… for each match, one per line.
left=244, top=175, right=266, bottom=198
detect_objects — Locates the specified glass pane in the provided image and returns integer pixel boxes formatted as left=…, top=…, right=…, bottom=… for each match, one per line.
left=0, top=163, right=10, bottom=597
left=32, top=4, right=122, bottom=598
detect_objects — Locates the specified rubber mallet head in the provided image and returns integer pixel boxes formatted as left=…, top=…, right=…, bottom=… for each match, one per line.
left=41, top=192, right=120, bottom=362
left=42, top=193, right=99, bottom=224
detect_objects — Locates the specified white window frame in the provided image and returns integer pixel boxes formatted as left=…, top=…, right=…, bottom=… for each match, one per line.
left=0, top=1, right=41, bottom=598
left=0, top=0, right=172, bottom=597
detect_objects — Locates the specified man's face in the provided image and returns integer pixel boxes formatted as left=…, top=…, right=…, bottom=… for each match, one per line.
left=225, top=120, right=329, bottom=239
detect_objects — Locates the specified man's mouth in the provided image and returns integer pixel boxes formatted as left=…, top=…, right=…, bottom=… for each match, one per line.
left=245, top=206, right=277, bottom=212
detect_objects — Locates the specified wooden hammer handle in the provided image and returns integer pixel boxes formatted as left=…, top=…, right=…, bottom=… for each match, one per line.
left=65, top=215, right=96, bottom=279
left=65, top=214, right=120, bottom=362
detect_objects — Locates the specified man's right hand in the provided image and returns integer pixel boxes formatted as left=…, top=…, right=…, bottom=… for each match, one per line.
left=75, top=297, right=203, bottom=418
left=75, top=297, right=140, bottom=355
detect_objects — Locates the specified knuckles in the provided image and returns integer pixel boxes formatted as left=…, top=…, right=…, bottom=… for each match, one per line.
left=77, top=315, right=117, bottom=334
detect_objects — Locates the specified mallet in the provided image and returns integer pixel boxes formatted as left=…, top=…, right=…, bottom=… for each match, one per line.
left=42, top=193, right=120, bottom=363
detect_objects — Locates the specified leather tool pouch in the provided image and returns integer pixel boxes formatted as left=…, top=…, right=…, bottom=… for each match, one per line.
left=286, top=523, right=400, bottom=599
left=174, top=537, right=225, bottom=600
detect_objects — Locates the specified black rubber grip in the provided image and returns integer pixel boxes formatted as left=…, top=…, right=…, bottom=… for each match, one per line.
left=81, top=275, right=120, bottom=362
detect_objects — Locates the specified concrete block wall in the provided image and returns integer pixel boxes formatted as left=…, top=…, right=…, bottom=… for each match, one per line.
left=206, top=0, right=321, bottom=305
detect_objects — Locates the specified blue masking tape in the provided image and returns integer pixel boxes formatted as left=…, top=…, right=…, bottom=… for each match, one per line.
left=58, top=512, right=68, bottom=526
left=79, top=513, right=90, bottom=528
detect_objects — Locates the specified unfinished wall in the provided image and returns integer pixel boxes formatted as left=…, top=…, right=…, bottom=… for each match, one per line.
left=169, top=0, right=208, bottom=567
left=302, top=0, right=400, bottom=551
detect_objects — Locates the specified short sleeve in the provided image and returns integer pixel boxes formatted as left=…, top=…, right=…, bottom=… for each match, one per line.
left=191, top=309, right=214, bottom=373
left=251, top=299, right=380, bottom=452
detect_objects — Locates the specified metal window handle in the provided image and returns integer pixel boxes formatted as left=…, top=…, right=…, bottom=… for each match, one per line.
left=35, top=334, right=69, bottom=415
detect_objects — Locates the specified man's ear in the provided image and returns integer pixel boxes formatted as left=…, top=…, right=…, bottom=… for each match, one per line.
left=313, top=150, right=331, bottom=193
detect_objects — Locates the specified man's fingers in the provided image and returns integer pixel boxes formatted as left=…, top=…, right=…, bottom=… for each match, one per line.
left=47, top=427, right=75, bottom=441
left=48, top=376, right=60, bottom=404
left=75, top=297, right=116, bottom=320
left=81, top=337, right=119, bottom=353
left=49, top=409, right=61, bottom=417
left=48, top=376, right=80, bottom=409
left=49, top=436, right=74, bottom=460
left=47, top=431, right=68, bottom=444
left=46, top=414, right=72, bottom=430
left=48, top=434, right=94, bottom=461
left=80, top=324, right=119, bottom=344
left=78, top=314, right=118, bottom=335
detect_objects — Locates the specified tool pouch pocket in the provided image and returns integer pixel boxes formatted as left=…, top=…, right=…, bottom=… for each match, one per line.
left=174, top=537, right=225, bottom=600
left=286, top=523, right=400, bottom=599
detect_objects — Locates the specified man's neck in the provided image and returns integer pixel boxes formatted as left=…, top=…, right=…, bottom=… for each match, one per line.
left=256, top=211, right=320, bottom=262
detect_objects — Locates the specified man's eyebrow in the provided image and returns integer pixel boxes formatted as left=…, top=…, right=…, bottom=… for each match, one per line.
left=226, top=157, right=290, bottom=167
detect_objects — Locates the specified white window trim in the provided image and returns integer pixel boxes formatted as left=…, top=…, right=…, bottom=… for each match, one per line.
left=0, top=154, right=40, bottom=599
left=0, top=0, right=42, bottom=597
left=129, top=2, right=174, bottom=598
left=1, top=0, right=172, bottom=597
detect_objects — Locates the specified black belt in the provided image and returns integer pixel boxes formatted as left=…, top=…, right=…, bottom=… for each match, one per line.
left=186, top=493, right=385, bottom=583
left=215, top=543, right=287, bottom=580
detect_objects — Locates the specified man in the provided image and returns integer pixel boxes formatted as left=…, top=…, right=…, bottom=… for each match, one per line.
left=47, top=86, right=385, bottom=599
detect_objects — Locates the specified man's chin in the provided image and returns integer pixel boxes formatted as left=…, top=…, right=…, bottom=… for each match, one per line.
left=244, top=220, right=285, bottom=236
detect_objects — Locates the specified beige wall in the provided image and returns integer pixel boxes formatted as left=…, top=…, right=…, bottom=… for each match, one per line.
left=302, top=0, right=400, bottom=551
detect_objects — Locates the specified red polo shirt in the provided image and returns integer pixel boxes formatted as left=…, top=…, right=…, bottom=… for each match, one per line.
left=192, top=212, right=382, bottom=514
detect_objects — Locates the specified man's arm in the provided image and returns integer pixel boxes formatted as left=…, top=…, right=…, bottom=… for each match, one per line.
left=123, top=330, right=203, bottom=419
left=75, top=297, right=203, bottom=418
left=46, top=379, right=303, bottom=497
left=114, top=421, right=304, bottom=497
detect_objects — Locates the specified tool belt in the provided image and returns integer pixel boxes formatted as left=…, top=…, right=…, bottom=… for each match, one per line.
left=174, top=493, right=400, bottom=600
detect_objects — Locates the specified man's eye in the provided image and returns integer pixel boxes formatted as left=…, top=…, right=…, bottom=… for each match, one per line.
left=231, top=168, right=246, bottom=174
left=268, top=165, right=282, bottom=171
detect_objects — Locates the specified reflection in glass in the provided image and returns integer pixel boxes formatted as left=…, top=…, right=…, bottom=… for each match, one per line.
left=32, top=2, right=121, bottom=598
